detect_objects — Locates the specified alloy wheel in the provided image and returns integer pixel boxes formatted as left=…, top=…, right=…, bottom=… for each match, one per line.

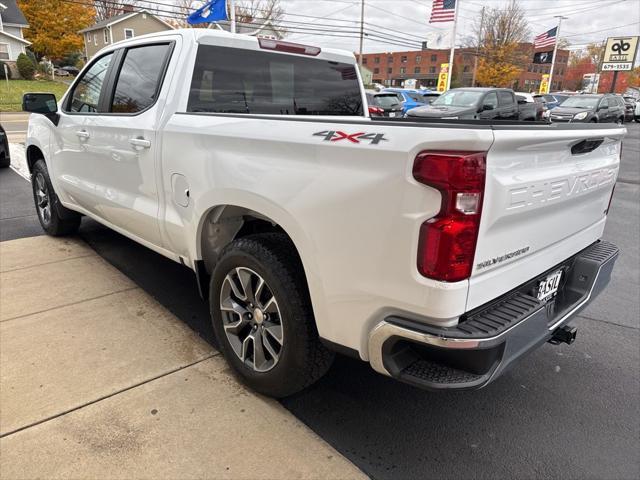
left=34, top=173, right=51, bottom=225
left=219, top=267, right=284, bottom=372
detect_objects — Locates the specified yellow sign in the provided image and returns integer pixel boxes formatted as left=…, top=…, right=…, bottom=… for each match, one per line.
left=602, top=36, right=639, bottom=71
left=437, top=63, right=449, bottom=92
left=539, top=74, right=550, bottom=95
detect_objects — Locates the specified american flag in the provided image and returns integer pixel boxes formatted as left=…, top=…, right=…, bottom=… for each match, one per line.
left=534, top=27, right=558, bottom=49
left=429, top=0, right=456, bottom=23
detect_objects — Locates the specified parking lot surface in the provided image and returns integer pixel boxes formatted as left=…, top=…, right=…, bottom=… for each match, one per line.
left=0, top=123, right=638, bottom=479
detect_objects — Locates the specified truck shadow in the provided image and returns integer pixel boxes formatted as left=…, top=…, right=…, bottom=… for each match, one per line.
left=78, top=218, right=638, bottom=480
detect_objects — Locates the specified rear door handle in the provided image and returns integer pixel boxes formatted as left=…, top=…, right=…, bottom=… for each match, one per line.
left=76, top=130, right=90, bottom=140
left=129, top=137, right=151, bottom=150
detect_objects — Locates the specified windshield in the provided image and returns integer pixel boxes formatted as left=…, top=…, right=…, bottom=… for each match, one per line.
left=407, top=92, right=425, bottom=102
left=559, top=96, right=600, bottom=109
left=374, top=94, right=401, bottom=107
left=432, top=90, right=483, bottom=107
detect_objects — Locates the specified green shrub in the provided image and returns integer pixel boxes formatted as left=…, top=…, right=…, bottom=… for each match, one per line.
left=16, top=53, right=35, bottom=80
left=0, top=60, right=11, bottom=80
left=26, top=50, right=38, bottom=66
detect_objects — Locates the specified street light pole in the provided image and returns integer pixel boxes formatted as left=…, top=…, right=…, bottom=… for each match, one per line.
left=358, top=0, right=365, bottom=66
left=547, top=15, right=567, bottom=93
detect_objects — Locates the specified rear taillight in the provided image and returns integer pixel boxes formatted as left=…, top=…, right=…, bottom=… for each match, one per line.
left=368, top=105, right=384, bottom=116
left=258, top=38, right=321, bottom=56
left=413, top=151, right=486, bottom=282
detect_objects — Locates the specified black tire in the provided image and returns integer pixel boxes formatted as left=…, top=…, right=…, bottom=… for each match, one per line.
left=209, top=233, right=334, bottom=398
left=616, top=117, right=624, bottom=125
left=589, top=118, right=598, bottom=123
left=31, top=159, right=81, bottom=236
left=0, top=153, right=9, bottom=168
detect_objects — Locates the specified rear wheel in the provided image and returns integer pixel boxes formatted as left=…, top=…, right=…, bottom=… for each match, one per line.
left=616, top=117, right=624, bottom=125
left=0, top=151, right=9, bottom=168
left=31, top=160, right=81, bottom=236
left=209, top=233, right=334, bottom=398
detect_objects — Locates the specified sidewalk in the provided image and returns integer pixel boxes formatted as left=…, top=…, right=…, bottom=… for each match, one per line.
left=0, top=235, right=366, bottom=479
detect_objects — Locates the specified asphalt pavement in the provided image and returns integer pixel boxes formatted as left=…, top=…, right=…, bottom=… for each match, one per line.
left=1, top=123, right=638, bottom=480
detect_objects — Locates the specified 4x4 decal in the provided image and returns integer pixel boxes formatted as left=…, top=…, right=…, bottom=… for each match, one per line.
left=313, top=131, right=388, bottom=145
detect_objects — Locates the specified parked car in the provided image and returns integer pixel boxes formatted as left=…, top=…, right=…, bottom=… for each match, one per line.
left=366, top=90, right=403, bottom=117
left=549, top=94, right=625, bottom=123
left=0, top=125, right=10, bottom=168
left=535, top=93, right=570, bottom=117
left=515, top=92, right=545, bottom=121
left=53, top=68, right=70, bottom=76
left=382, top=88, right=427, bottom=114
left=60, top=65, right=80, bottom=75
left=636, top=98, right=640, bottom=122
left=407, top=87, right=519, bottom=120
left=23, top=29, right=623, bottom=397
left=622, top=96, right=636, bottom=122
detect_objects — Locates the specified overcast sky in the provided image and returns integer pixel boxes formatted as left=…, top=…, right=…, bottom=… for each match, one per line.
left=273, top=0, right=640, bottom=54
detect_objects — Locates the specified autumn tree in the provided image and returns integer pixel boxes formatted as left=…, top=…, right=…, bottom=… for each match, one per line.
left=626, top=66, right=640, bottom=87
left=470, top=0, right=530, bottom=87
left=18, top=0, right=95, bottom=61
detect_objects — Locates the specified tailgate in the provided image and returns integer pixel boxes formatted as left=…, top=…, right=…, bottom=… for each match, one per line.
left=467, top=125, right=624, bottom=311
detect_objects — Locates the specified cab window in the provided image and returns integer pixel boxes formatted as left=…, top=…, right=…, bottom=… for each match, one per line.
left=66, top=53, right=113, bottom=113
left=483, top=92, right=498, bottom=109
left=498, top=91, right=514, bottom=105
left=110, top=43, right=172, bottom=114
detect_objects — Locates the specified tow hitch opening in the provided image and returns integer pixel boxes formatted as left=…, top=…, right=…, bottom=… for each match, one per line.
left=549, top=325, right=577, bottom=345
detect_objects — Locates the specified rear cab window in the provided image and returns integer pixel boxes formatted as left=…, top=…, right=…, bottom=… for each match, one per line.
left=498, top=91, right=514, bottom=106
left=188, top=45, right=363, bottom=115
left=110, top=43, right=173, bottom=113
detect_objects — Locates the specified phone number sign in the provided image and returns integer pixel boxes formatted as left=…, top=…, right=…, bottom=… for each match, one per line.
left=601, top=36, right=639, bottom=72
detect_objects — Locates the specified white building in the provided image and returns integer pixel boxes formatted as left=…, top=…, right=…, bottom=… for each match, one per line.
left=0, top=0, right=30, bottom=65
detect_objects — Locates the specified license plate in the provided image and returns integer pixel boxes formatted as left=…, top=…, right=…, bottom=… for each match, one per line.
left=389, top=112, right=396, bottom=117
left=537, top=270, right=563, bottom=301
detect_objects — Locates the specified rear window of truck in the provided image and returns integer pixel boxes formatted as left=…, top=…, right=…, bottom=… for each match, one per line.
left=187, top=45, right=363, bottom=116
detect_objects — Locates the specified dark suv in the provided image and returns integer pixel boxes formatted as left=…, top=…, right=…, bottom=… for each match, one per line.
left=549, top=94, right=625, bottom=124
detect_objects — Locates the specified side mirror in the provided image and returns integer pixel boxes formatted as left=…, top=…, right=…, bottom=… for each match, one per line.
left=517, top=98, right=528, bottom=105
left=22, top=93, right=59, bottom=125
left=598, top=105, right=608, bottom=111
left=482, top=104, right=495, bottom=111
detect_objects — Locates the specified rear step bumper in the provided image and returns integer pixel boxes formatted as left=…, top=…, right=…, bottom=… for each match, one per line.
left=368, top=240, right=619, bottom=391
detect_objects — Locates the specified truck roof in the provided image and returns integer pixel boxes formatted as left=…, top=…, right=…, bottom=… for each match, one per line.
left=109, top=28, right=356, bottom=65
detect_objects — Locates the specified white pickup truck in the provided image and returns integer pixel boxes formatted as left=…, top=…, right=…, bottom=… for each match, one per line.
left=22, top=29, right=623, bottom=397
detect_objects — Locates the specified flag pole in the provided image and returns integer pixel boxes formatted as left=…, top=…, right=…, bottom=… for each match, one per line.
left=546, top=15, right=567, bottom=93
left=445, top=0, right=460, bottom=91
left=230, top=0, right=236, bottom=33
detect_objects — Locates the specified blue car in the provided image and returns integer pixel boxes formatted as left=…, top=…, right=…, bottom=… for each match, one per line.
left=382, top=88, right=428, bottom=115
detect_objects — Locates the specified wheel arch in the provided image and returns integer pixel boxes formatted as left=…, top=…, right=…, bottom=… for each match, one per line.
left=193, top=202, right=325, bottom=325
left=26, top=144, right=45, bottom=173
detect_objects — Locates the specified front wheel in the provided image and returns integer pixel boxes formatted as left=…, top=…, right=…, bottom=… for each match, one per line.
left=209, top=233, right=334, bottom=398
left=31, top=160, right=81, bottom=236
left=616, top=117, right=624, bottom=125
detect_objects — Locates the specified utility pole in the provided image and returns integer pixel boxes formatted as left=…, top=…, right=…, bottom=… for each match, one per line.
left=230, top=0, right=236, bottom=33
left=358, top=0, right=365, bottom=66
left=445, top=0, right=461, bottom=91
left=547, top=15, right=567, bottom=93
left=471, top=5, right=485, bottom=87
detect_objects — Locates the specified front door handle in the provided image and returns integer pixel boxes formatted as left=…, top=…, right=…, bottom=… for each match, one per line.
left=76, top=130, right=90, bottom=140
left=129, top=137, right=151, bottom=150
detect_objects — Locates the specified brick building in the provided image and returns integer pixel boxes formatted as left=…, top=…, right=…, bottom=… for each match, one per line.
left=361, top=44, right=570, bottom=92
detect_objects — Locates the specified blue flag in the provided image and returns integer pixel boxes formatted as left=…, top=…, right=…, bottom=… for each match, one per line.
left=187, top=0, right=228, bottom=25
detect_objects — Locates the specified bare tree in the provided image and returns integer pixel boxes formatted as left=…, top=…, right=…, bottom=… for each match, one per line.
left=93, top=0, right=139, bottom=21
left=169, top=0, right=286, bottom=34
